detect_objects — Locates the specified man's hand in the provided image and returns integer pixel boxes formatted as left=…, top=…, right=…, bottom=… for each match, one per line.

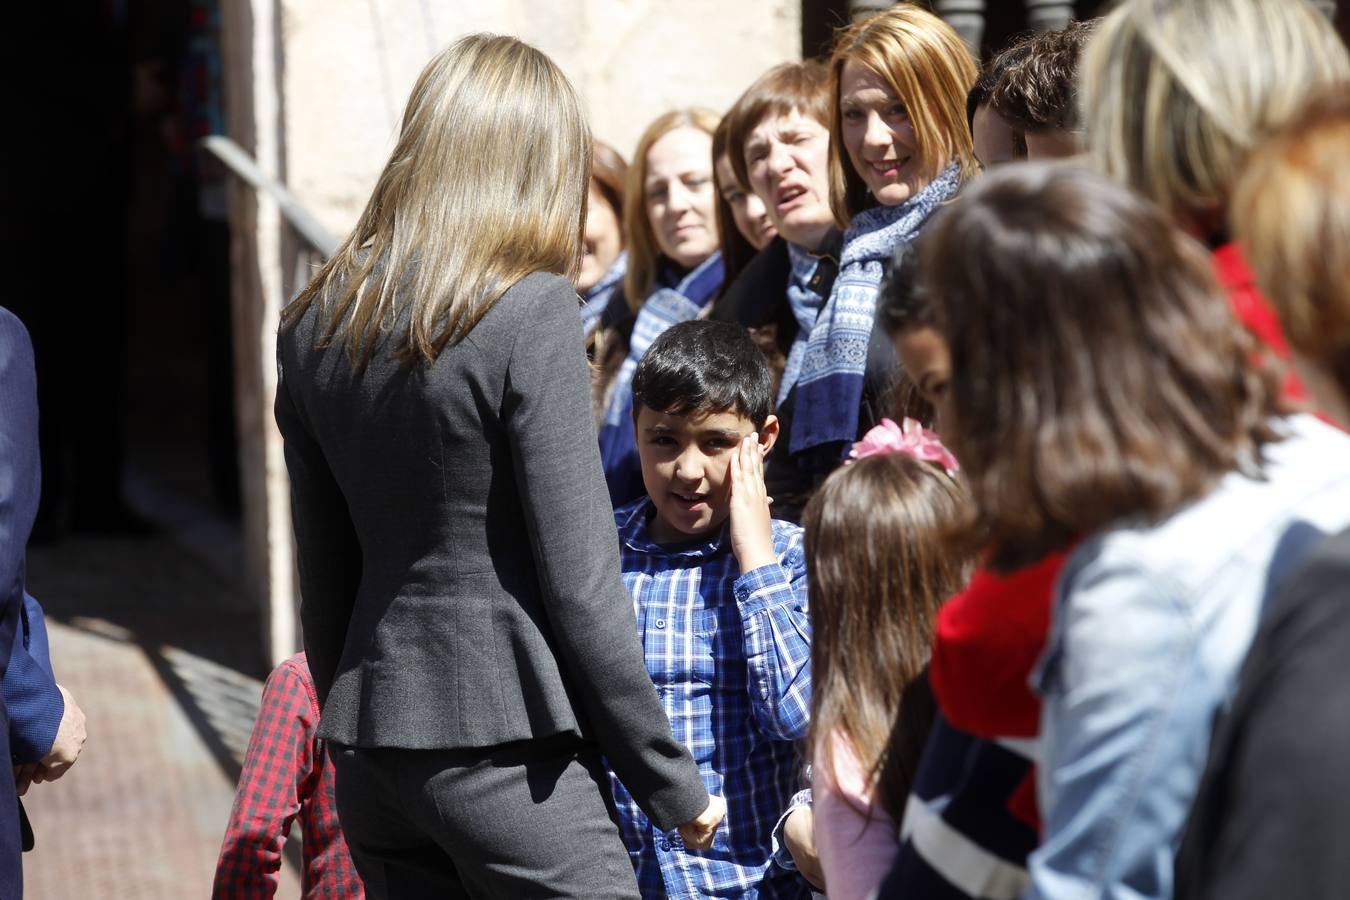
left=728, top=435, right=776, bottom=574
left=33, top=685, right=87, bottom=785
left=678, top=794, right=727, bottom=851
left=12, top=763, right=41, bottom=797
left=783, top=805, right=824, bottom=889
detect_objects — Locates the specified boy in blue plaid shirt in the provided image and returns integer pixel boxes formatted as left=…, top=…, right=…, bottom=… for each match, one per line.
left=606, top=320, right=813, bottom=899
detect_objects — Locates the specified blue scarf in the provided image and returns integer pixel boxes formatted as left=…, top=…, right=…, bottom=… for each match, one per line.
left=578, top=251, right=627, bottom=340
left=598, top=252, right=725, bottom=505
left=790, top=163, right=961, bottom=453
left=778, top=241, right=832, bottom=407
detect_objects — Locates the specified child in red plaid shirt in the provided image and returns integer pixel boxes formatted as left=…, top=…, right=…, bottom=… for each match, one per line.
left=212, top=653, right=363, bottom=899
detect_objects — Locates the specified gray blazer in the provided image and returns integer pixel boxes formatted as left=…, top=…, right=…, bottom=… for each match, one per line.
left=275, top=271, right=706, bottom=831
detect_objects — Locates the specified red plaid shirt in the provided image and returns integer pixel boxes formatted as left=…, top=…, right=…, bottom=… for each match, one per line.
left=212, top=653, right=364, bottom=898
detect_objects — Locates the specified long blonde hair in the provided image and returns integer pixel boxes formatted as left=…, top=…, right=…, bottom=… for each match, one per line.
left=622, top=108, right=721, bottom=309
left=827, top=4, right=978, bottom=226
left=1079, top=0, right=1350, bottom=225
left=281, top=34, right=592, bottom=367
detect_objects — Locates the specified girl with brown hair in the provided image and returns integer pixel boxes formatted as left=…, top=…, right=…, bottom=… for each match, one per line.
left=803, top=449, right=970, bottom=899
left=921, top=161, right=1350, bottom=900
left=868, top=238, right=1055, bottom=899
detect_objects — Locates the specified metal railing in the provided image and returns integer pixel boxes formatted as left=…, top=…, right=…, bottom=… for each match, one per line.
left=202, top=135, right=339, bottom=257
left=201, top=134, right=338, bottom=666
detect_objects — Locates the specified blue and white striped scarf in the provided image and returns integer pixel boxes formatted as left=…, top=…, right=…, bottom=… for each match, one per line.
left=790, top=163, right=961, bottom=453
left=578, top=251, right=627, bottom=340
left=598, top=252, right=725, bottom=505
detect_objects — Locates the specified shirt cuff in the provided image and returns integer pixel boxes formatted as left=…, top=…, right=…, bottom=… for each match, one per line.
left=770, top=788, right=814, bottom=870
left=733, top=563, right=795, bottom=614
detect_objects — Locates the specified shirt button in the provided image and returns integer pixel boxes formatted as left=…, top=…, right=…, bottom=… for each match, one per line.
left=655, top=618, right=666, bottom=629
left=659, top=840, right=671, bottom=851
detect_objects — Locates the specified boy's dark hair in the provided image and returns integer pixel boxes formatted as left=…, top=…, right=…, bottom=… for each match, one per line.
left=631, top=320, right=774, bottom=428
left=989, top=20, right=1097, bottom=133
left=879, top=239, right=935, bottom=336
left=966, top=33, right=1036, bottom=128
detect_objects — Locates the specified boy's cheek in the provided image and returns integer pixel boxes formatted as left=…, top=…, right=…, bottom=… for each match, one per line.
left=707, top=483, right=735, bottom=518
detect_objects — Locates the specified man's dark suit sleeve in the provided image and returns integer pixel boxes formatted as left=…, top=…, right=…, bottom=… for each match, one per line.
left=4, top=594, right=61, bottom=761
left=501, top=282, right=708, bottom=833
left=0, top=307, right=64, bottom=763
left=274, top=343, right=362, bottom=707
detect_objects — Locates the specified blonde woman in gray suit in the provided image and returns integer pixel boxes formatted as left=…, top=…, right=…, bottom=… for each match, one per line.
left=275, top=34, right=722, bottom=899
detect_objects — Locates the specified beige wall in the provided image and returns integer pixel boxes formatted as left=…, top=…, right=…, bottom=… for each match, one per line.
left=281, top=0, right=802, bottom=237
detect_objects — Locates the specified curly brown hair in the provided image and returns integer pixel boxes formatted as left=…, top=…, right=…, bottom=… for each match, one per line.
left=989, top=20, right=1096, bottom=133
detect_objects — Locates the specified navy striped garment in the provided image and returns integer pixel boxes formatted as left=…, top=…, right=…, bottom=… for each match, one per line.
left=879, top=715, right=1038, bottom=899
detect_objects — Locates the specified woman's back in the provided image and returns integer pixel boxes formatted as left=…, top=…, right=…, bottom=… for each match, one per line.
left=279, top=271, right=639, bottom=750
left=271, top=34, right=716, bottom=897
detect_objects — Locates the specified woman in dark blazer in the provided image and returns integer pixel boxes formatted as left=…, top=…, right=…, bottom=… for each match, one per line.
left=274, top=34, right=719, bottom=899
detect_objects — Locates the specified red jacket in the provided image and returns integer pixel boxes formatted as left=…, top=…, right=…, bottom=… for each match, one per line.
left=1212, top=242, right=1307, bottom=404
left=929, top=552, right=1070, bottom=830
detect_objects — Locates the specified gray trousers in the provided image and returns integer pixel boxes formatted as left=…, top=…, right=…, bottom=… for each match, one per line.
left=332, top=733, right=642, bottom=899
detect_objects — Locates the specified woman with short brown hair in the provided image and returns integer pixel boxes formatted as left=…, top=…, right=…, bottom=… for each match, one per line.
left=921, top=161, right=1350, bottom=899
left=708, top=60, right=837, bottom=492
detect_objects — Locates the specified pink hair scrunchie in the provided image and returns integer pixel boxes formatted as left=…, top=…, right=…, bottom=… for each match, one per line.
left=849, top=417, right=959, bottom=475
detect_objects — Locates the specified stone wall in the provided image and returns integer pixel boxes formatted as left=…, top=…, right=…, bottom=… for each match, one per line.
left=280, top=0, right=802, bottom=237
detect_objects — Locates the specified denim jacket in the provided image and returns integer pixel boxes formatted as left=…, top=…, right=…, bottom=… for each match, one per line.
left=1028, top=414, right=1350, bottom=900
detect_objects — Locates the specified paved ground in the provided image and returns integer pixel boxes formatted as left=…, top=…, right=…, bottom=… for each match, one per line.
left=17, top=472, right=303, bottom=898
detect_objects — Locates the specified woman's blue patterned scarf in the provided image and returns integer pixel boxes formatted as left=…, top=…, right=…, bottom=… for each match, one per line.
left=598, top=252, right=725, bottom=504
left=790, top=163, right=961, bottom=453
left=578, top=251, right=627, bottom=340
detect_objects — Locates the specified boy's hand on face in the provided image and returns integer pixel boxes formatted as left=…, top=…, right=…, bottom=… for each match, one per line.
left=729, top=435, right=777, bottom=574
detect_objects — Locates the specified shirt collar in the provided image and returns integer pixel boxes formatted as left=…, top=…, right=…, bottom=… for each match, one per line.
left=617, top=498, right=731, bottom=559
left=786, top=241, right=822, bottom=285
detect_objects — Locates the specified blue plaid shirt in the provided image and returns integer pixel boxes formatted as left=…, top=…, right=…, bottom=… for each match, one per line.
left=609, top=498, right=814, bottom=899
